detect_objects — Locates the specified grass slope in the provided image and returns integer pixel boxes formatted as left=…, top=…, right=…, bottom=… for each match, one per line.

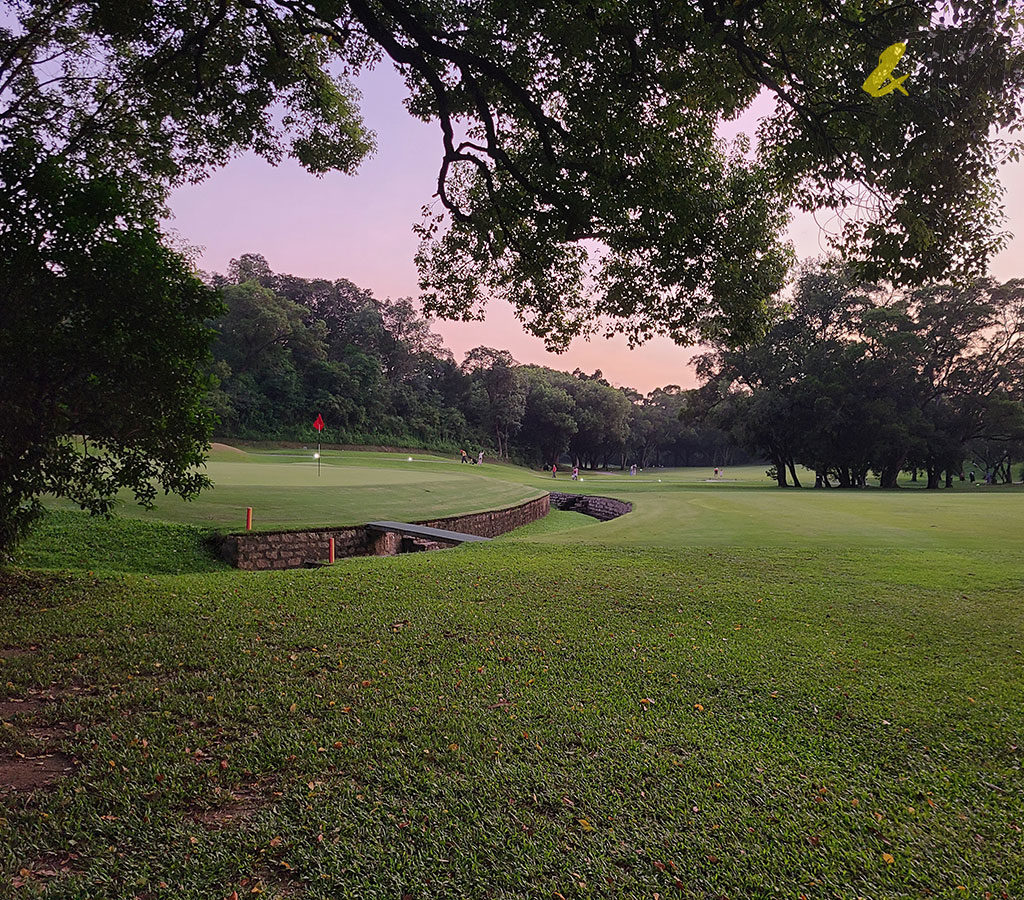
left=534, top=484, right=1024, bottom=551
left=1, top=543, right=1022, bottom=898
left=13, top=510, right=229, bottom=575
left=5, top=451, right=1023, bottom=897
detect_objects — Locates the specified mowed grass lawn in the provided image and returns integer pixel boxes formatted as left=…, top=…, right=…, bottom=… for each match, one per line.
left=2, top=451, right=1023, bottom=898
left=47, top=448, right=546, bottom=532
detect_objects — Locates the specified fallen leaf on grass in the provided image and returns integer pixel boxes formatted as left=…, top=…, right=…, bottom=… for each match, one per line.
left=578, top=818, right=592, bottom=831
left=882, top=852, right=894, bottom=865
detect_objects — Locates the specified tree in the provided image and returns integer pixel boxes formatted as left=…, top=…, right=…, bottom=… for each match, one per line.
left=461, top=348, right=526, bottom=458
left=1, top=5, right=374, bottom=195
left=211, top=281, right=342, bottom=437
left=518, top=368, right=578, bottom=465
left=1, top=2, right=375, bottom=554
left=9, top=2, right=1022, bottom=353
left=0, top=157, right=221, bottom=556
left=565, top=377, right=631, bottom=469
left=908, top=279, right=1024, bottom=486
left=693, top=261, right=1024, bottom=489
left=404, top=1, right=1024, bottom=348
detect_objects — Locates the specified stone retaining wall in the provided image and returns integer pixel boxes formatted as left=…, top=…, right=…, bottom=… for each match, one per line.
left=419, top=493, right=550, bottom=538
left=217, top=525, right=377, bottom=570
left=549, top=491, right=632, bottom=521
left=217, top=493, right=550, bottom=570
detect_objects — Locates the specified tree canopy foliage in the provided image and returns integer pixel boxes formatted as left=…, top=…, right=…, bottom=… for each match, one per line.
left=5, top=1, right=1024, bottom=352
left=0, top=0, right=376, bottom=556
left=0, top=155, right=221, bottom=554
left=391, top=0, right=1024, bottom=347
left=689, top=262, right=1024, bottom=488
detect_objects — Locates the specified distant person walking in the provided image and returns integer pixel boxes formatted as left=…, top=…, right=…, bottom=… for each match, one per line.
left=551, top=463, right=558, bottom=478
left=629, top=464, right=637, bottom=476
left=572, top=465, right=579, bottom=481
left=714, top=466, right=719, bottom=478
left=970, top=471, right=975, bottom=483
left=478, top=451, right=484, bottom=465
left=460, top=449, right=468, bottom=464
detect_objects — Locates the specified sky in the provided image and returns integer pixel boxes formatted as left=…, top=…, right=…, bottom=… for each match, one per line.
left=167, top=63, right=1024, bottom=395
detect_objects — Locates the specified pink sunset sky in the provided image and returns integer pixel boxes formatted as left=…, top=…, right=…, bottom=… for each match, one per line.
left=168, top=63, right=1024, bottom=395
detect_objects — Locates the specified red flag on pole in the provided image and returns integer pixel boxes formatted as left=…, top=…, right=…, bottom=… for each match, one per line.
left=313, top=413, right=324, bottom=432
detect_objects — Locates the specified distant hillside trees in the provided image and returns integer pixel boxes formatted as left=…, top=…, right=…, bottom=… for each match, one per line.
left=206, top=255, right=740, bottom=468
left=690, top=262, right=1024, bottom=488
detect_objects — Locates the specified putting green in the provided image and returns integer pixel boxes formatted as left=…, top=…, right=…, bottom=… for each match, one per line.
left=68, top=449, right=545, bottom=531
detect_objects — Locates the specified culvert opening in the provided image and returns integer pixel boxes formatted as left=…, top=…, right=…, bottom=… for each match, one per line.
left=548, top=492, right=632, bottom=521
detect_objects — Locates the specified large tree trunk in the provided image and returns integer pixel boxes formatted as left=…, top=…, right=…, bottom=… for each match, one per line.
left=774, top=457, right=789, bottom=488
left=1003, top=458, right=1014, bottom=484
left=926, top=465, right=940, bottom=489
left=787, top=459, right=801, bottom=488
left=879, top=467, right=899, bottom=489
left=945, top=470, right=954, bottom=488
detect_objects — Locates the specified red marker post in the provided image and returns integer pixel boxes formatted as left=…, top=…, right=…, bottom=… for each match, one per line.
left=313, top=413, right=324, bottom=477
left=246, top=507, right=253, bottom=530
left=328, top=537, right=335, bottom=564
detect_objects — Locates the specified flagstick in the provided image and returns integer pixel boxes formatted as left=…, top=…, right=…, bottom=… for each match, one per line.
left=318, top=441, right=321, bottom=477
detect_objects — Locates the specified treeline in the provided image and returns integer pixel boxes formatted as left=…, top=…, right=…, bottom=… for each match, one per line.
left=688, top=263, right=1024, bottom=488
left=205, top=255, right=748, bottom=468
